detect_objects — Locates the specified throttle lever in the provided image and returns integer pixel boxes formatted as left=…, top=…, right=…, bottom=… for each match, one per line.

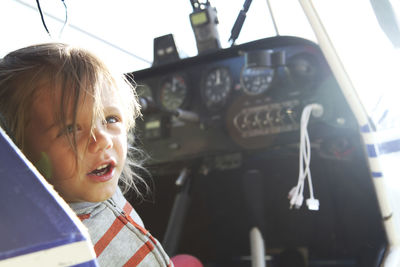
left=162, top=167, right=192, bottom=256
left=139, top=97, right=199, bottom=123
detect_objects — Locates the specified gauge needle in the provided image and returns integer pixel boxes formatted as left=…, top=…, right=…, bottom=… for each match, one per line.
left=216, top=69, right=221, bottom=85
left=172, top=77, right=176, bottom=92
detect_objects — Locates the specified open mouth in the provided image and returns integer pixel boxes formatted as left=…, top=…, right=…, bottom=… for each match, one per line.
left=88, top=163, right=114, bottom=176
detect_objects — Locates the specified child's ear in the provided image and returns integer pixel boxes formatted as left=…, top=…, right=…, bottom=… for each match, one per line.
left=0, top=112, right=15, bottom=142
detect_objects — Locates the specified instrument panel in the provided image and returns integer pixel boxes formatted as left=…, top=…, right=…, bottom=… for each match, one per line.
left=129, top=37, right=386, bottom=265
left=202, top=67, right=232, bottom=109
left=128, top=36, right=357, bottom=166
left=159, top=74, right=188, bottom=111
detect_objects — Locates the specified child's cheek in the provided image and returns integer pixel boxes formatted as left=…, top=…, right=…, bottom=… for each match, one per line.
left=35, top=152, right=53, bottom=180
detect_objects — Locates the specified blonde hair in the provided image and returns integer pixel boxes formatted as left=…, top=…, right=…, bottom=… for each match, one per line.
left=0, top=42, right=148, bottom=196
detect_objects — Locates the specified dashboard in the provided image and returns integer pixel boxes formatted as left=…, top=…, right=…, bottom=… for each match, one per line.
left=128, top=36, right=357, bottom=169
left=127, top=36, right=386, bottom=265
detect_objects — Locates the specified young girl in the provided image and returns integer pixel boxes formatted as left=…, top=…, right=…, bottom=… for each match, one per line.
left=0, top=43, right=172, bottom=266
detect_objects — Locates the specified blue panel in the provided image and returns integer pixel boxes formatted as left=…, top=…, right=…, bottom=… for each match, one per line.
left=360, top=124, right=371, bottom=133
left=0, top=129, right=86, bottom=260
left=379, top=139, right=400, bottom=155
left=71, top=260, right=99, bottom=267
left=366, top=144, right=377, bottom=158
left=372, top=172, right=383, bottom=178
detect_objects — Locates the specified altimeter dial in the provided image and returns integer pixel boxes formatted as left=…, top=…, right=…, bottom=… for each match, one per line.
left=202, top=67, right=232, bottom=109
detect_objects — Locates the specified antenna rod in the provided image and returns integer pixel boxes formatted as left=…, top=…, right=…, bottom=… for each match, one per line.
left=13, top=0, right=151, bottom=64
left=228, top=0, right=253, bottom=46
left=266, top=0, right=279, bottom=36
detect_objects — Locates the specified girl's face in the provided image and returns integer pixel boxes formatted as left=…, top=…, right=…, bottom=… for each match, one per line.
left=23, top=86, right=128, bottom=203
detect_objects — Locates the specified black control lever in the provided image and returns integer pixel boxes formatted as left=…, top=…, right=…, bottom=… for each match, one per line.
left=162, top=168, right=191, bottom=256
left=170, top=109, right=199, bottom=123
left=243, top=169, right=265, bottom=233
left=140, top=97, right=200, bottom=123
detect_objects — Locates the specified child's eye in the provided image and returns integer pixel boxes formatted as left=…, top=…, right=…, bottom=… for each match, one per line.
left=66, top=125, right=74, bottom=133
left=105, top=115, right=120, bottom=124
left=58, top=124, right=80, bottom=137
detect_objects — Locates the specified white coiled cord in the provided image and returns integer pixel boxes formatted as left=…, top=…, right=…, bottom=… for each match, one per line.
left=288, top=103, right=323, bottom=210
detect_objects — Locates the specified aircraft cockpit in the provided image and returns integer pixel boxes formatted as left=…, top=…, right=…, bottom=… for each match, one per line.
left=128, top=22, right=383, bottom=267
left=1, top=1, right=400, bottom=266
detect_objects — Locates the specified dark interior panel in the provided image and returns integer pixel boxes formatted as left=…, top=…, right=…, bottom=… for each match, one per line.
left=127, top=36, right=386, bottom=267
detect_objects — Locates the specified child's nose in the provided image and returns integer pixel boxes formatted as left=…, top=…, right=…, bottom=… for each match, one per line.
left=88, top=126, right=113, bottom=153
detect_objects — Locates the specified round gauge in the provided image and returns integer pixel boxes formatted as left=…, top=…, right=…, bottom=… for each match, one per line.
left=240, top=66, right=274, bottom=95
left=159, top=75, right=187, bottom=110
left=203, top=67, right=232, bottom=108
left=288, top=53, right=320, bottom=88
left=136, top=83, right=153, bottom=100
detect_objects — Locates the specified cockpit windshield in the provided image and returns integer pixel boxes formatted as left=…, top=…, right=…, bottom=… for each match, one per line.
left=0, top=0, right=316, bottom=72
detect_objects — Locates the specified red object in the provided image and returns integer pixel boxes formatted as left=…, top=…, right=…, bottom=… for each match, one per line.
left=171, top=254, right=203, bottom=267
